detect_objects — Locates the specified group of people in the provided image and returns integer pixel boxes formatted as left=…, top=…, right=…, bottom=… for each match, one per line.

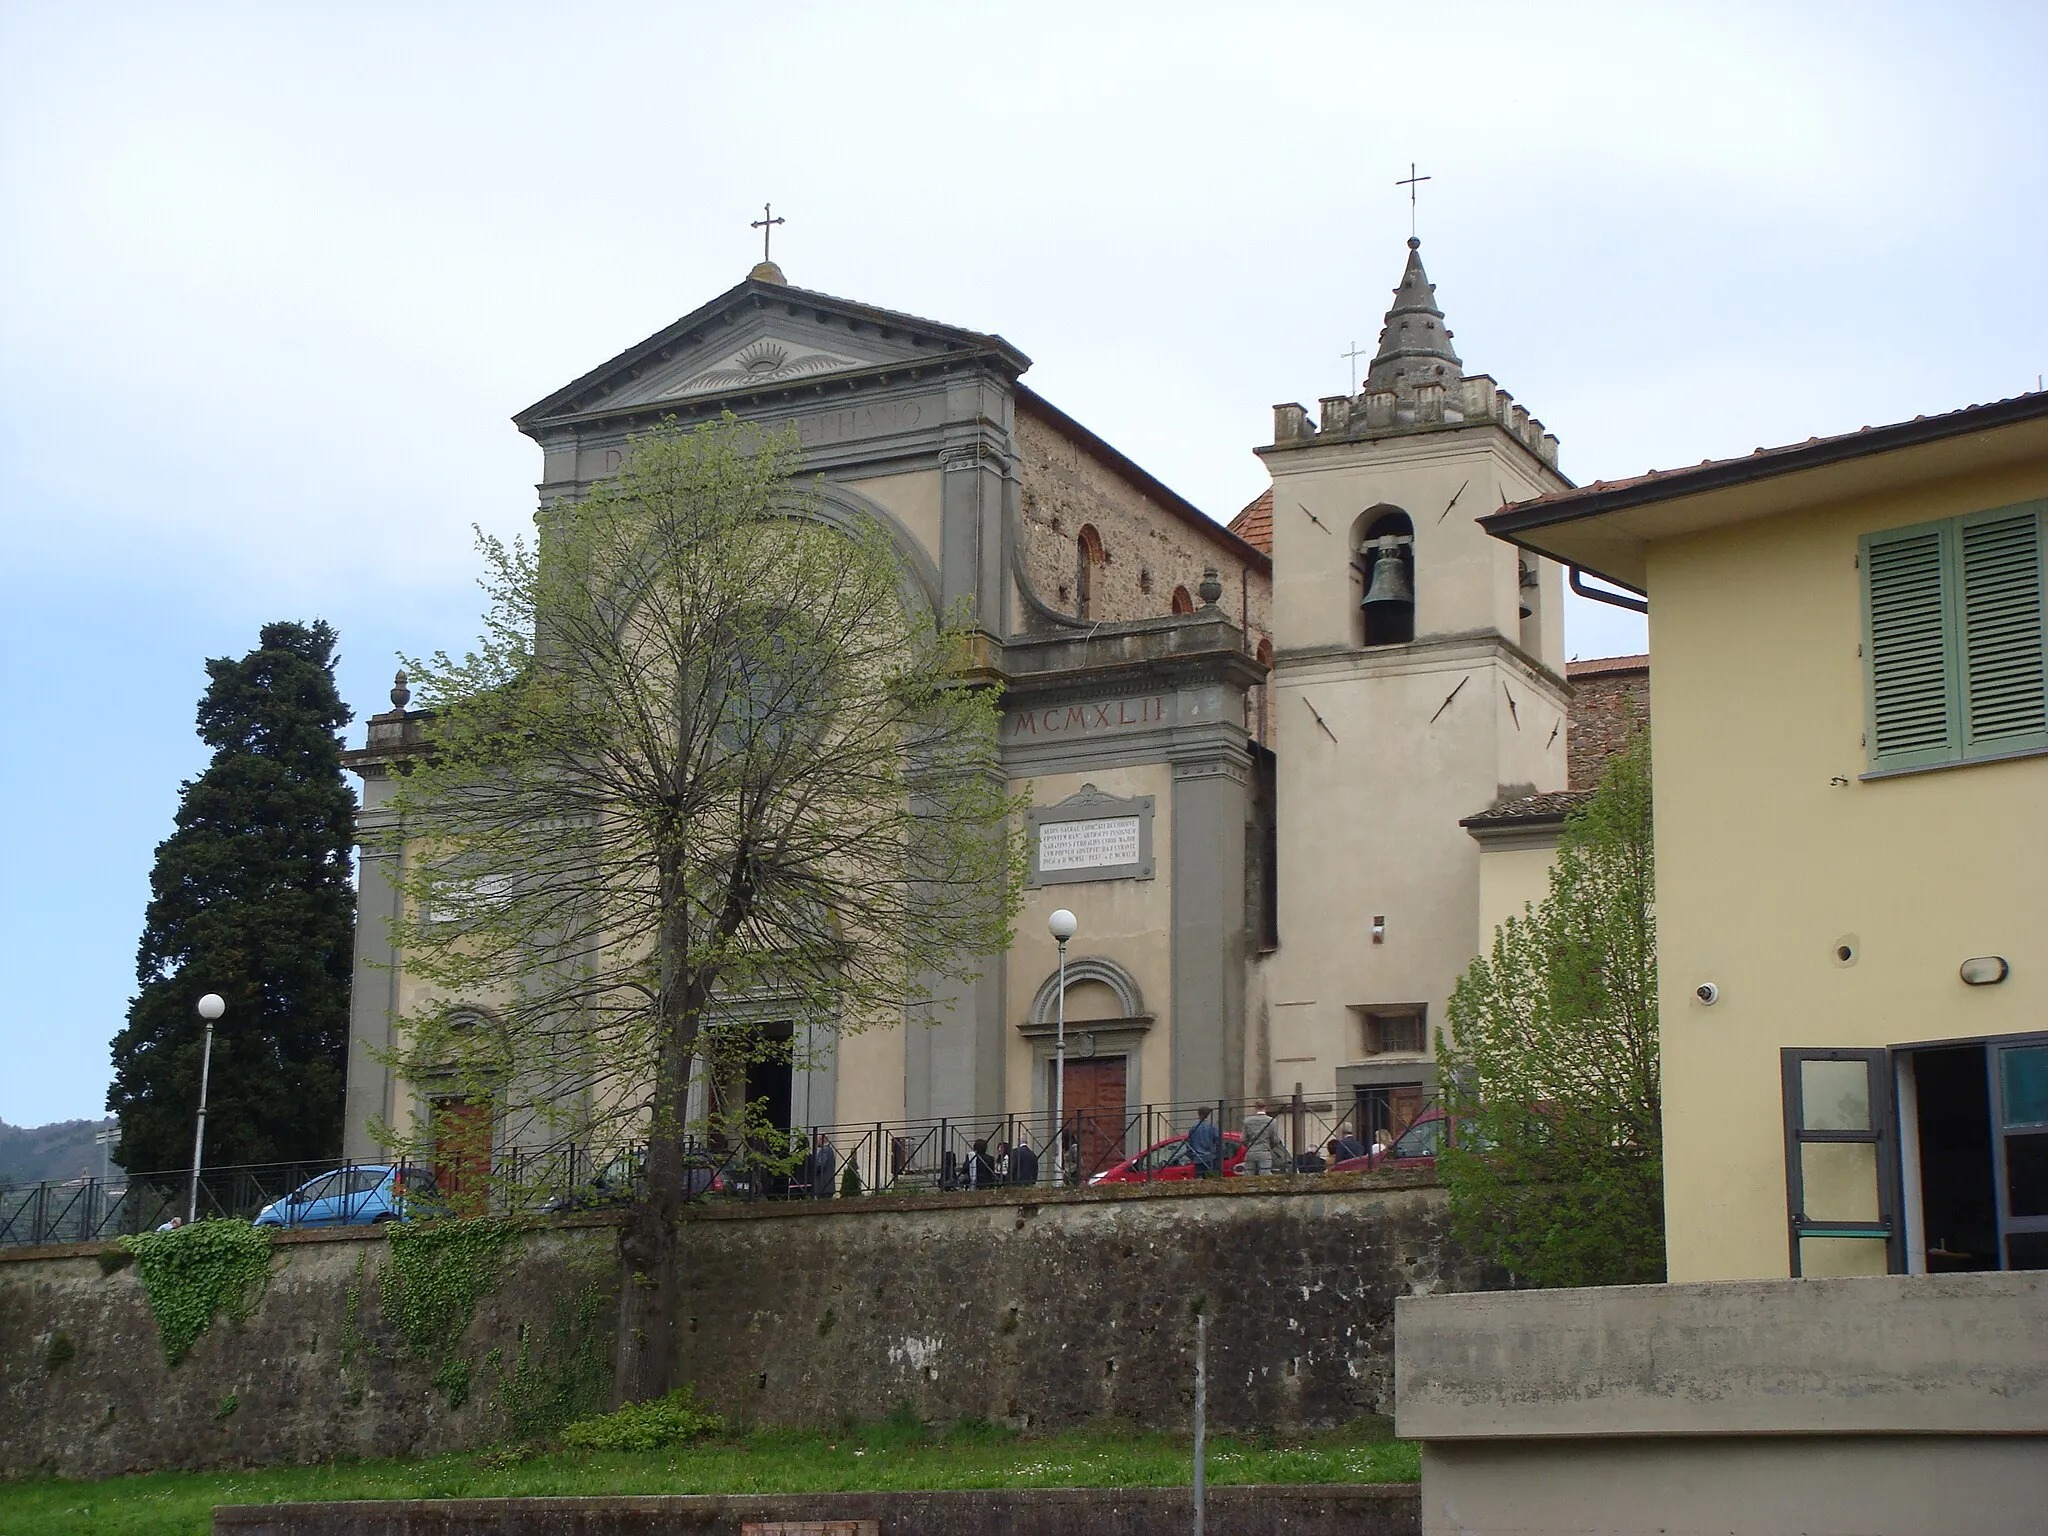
left=1224, top=1099, right=1395, bottom=1176
left=793, top=1131, right=1050, bottom=1197
left=955, top=1137, right=1043, bottom=1189
left=792, top=1105, right=1397, bottom=1197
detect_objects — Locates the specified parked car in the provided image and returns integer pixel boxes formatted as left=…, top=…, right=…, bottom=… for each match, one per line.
left=1089, top=1131, right=1245, bottom=1185
left=253, top=1165, right=441, bottom=1228
left=1327, top=1109, right=1449, bottom=1176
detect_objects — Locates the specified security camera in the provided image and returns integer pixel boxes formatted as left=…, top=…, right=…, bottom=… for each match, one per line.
left=1695, top=982, right=1719, bottom=1005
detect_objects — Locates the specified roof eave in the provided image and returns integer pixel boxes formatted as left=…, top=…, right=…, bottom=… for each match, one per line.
left=1482, top=392, right=2048, bottom=592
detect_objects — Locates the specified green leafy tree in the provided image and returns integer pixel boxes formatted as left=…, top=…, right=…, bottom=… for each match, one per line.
left=384, top=416, right=1022, bottom=1404
left=109, top=622, right=357, bottom=1172
left=1437, top=732, right=1661, bottom=1286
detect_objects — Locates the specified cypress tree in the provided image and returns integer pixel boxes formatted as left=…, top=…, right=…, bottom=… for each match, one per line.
left=108, top=621, right=357, bottom=1173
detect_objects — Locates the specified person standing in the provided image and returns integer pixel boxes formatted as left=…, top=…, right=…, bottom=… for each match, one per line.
left=965, top=1138, right=996, bottom=1189
left=1187, top=1105, right=1223, bottom=1178
left=1240, top=1099, right=1286, bottom=1176
left=803, top=1132, right=836, bottom=1199
left=1003, top=1138, right=1039, bottom=1187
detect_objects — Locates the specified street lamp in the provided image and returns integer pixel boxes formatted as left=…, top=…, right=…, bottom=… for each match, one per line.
left=1047, top=909, right=1077, bottom=1187
left=187, top=993, right=225, bottom=1225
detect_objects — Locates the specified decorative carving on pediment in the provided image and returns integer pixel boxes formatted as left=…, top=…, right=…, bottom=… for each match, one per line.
left=675, top=338, right=864, bottom=396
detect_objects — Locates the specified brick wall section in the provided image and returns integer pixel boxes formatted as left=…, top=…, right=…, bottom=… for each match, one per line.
left=0, top=1179, right=1489, bottom=1476
left=1012, top=397, right=1273, bottom=739
left=1566, top=655, right=1649, bottom=790
left=1013, top=403, right=1270, bottom=648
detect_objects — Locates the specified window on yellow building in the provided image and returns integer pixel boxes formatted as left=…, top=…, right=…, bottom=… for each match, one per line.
left=1862, top=501, right=2046, bottom=773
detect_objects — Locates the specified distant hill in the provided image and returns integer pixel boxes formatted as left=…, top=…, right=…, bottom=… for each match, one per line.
left=0, top=1117, right=120, bottom=1189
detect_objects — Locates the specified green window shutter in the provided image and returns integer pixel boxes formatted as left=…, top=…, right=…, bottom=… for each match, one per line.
left=1958, top=504, right=2048, bottom=755
left=1863, top=524, right=1958, bottom=766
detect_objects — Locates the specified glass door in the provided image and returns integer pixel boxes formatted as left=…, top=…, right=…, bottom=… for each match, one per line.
left=1992, top=1040, right=2048, bottom=1269
left=1781, top=1048, right=1902, bottom=1276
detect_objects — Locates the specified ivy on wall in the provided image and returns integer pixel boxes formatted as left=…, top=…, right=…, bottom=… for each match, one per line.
left=487, top=1280, right=612, bottom=1442
left=379, top=1217, right=524, bottom=1409
left=118, top=1220, right=276, bottom=1366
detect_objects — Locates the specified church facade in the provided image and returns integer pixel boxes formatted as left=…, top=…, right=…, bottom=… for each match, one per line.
left=342, top=239, right=1578, bottom=1170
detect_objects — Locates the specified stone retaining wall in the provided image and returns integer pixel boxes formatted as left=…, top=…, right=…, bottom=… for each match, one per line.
left=2, top=1174, right=1481, bottom=1478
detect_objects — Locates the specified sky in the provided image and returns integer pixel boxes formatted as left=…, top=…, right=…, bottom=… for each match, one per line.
left=2, top=2, right=2045, bottom=1127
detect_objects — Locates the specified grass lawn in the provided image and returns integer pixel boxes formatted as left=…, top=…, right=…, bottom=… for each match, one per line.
left=0, top=1416, right=1417, bottom=1536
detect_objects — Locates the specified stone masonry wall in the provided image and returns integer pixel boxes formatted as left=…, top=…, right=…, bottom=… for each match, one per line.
left=0, top=1220, right=618, bottom=1479
left=1015, top=407, right=1266, bottom=634
left=670, top=1175, right=1487, bottom=1435
left=1013, top=403, right=1273, bottom=741
left=0, top=1178, right=1483, bottom=1479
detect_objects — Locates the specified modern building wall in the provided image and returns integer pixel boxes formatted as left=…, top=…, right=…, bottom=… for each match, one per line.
left=1648, top=459, right=2047, bottom=1281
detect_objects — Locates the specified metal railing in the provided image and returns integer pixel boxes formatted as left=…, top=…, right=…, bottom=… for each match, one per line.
left=0, top=1091, right=1438, bottom=1246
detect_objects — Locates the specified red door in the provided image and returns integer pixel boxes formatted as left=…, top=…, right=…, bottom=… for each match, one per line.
left=1062, top=1057, right=1128, bottom=1179
left=432, top=1098, right=494, bottom=1216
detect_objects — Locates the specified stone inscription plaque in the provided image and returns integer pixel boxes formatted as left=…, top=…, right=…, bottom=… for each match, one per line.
left=1037, top=815, right=1142, bottom=873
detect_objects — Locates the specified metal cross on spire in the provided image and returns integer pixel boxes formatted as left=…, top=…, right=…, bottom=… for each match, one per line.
left=1396, top=163, right=1431, bottom=239
left=1342, top=339, right=1371, bottom=395
left=751, top=202, right=786, bottom=263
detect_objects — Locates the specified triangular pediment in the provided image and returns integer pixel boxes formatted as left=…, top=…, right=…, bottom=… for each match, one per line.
left=516, top=277, right=1029, bottom=430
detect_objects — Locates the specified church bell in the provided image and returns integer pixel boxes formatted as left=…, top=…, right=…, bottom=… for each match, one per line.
left=1361, top=536, right=1414, bottom=611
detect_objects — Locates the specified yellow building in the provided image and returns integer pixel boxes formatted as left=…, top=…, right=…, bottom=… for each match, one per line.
left=1486, top=392, right=2048, bottom=1283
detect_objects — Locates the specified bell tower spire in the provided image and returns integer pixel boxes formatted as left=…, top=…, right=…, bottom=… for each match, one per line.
left=1366, top=237, right=1462, bottom=394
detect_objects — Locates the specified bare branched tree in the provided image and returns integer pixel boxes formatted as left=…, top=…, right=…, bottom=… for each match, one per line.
left=376, top=415, right=1023, bottom=1402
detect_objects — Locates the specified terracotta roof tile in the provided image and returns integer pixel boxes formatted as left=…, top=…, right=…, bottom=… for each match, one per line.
left=1459, top=789, right=1594, bottom=828
left=1566, top=653, right=1649, bottom=679
left=1229, top=488, right=1273, bottom=554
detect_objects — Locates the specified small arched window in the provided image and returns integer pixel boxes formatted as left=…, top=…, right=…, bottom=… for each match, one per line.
left=1075, top=525, right=1104, bottom=619
left=1170, top=585, right=1195, bottom=615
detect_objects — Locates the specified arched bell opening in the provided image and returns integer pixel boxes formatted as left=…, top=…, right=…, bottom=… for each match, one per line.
left=1354, top=506, right=1416, bottom=646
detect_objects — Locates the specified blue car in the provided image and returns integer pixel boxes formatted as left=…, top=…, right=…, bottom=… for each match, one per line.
left=253, top=1165, right=441, bottom=1228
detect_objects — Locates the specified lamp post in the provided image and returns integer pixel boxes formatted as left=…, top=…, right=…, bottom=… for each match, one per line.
left=1047, top=909, right=1077, bottom=1187
left=187, top=993, right=225, bottom=1225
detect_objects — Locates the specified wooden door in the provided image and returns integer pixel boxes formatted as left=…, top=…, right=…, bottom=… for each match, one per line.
left=1389, top=1085, right=1425, bottom=1141
left=1062, top=1057, right=1128, bottom=1179
left=432, top=1098, right=494, bottom=1216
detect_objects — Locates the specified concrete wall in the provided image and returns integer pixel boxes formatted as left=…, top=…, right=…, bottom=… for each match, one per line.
left=1, top=1179, right=1484, bottom=1478
left=1646, top=458, right=2048, bottom=1281
left=1396, top=1272, right=2048, bottom=1536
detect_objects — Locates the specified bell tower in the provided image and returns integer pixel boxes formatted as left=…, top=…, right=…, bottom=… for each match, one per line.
left=1249, top=236, right=1572, bottom=1126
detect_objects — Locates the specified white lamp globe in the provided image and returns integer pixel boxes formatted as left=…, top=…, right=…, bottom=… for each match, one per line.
left=1047, top=909, right=1078, bottom=943
left=196, top=993, right=226, bottom=1021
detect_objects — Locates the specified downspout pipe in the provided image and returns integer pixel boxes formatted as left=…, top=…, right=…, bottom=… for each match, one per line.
left=1569, top=565, right=1648, bottom=615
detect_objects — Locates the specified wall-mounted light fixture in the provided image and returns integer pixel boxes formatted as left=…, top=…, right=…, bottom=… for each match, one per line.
left=1960, top=956, right=2010, bottom=986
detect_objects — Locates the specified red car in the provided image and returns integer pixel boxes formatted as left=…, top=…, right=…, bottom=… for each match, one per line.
left=1088, top=1130, right=1244, bottom=1185
left=1327, top=1108, right=1449, bottom=1175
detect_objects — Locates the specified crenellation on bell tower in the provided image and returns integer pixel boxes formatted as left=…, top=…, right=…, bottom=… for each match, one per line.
left=1271, top=239, right=1560, bottom=468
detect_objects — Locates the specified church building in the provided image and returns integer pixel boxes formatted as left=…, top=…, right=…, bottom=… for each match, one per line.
left=342, top=236, right=1587, bottom=1174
